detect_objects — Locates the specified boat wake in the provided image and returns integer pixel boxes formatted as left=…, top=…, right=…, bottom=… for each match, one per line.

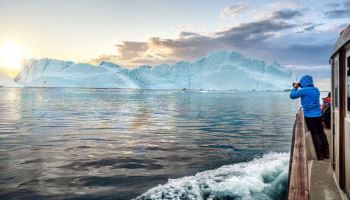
left=134, top=152, right=290, bottom=200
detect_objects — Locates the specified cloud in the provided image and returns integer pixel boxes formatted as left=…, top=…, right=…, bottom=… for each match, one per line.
left=139, top=15, right=298, bottom=63
left=138, top=8, right=303, bottom=62
left=272, top=9, right=302, bottom=19
left=324, top=0, right=350, bottom=19
left=90, top=5, right=333, bottom=81
left=269, top=43, right=333, bottom=65
left=89, top=54, right=118, bottom=65
left=116, top=41, right=149, bottom=60
left=216, top=18, right=297, bottom=46
left=90, top=41, right=149, bottom=66
left=296, top=23, right=322, bottom=33
left=179, top=31, right=201, bottom=38
left=220, top=3, right=247, bottom=19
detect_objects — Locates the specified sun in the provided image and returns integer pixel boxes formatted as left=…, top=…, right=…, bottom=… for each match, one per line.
left=0, top=41, right=24, bottom=71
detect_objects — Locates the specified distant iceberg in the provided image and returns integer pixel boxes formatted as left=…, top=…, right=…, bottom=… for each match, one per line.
left=0, top=70, right=22, bottom=87
left=15, top=51, right=294, bottom=91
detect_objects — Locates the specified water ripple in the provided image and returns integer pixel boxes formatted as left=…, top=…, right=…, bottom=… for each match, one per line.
left=0, top=88, right=301, bottom=199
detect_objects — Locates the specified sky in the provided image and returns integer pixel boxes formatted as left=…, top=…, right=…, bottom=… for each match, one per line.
left=0, top=0, right=349, bottom=90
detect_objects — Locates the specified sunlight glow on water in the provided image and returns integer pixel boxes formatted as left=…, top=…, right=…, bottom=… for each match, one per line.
left=0, top=88, right=300, bottom=199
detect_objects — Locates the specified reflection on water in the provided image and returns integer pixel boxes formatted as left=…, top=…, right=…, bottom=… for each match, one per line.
left=0, top=88, right=299, bottom=199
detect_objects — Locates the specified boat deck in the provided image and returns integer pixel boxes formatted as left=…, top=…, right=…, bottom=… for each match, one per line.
left=309, top=129, right=342, bottom=200
left=309, top=159, right=341, bottom=199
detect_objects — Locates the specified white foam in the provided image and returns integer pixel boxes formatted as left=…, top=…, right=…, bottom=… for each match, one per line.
left=134, top=152, right=290, bottom=200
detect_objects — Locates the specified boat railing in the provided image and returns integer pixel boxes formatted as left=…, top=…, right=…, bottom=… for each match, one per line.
left=287, top=110, right=310, bottom=199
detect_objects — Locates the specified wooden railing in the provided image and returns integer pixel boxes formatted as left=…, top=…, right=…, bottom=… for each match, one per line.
left=288, top=110, right=310, bottom=200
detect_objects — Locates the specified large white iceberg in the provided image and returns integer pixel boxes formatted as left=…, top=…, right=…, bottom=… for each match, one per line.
left=15, top=51, right=294, bottom=90
left=15, top=59, right=138, bottom=88
left=0, top=70, right=22, bottom=87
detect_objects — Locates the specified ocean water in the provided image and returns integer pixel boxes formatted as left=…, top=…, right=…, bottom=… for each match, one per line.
left=0, top=88, right=301, bottom=200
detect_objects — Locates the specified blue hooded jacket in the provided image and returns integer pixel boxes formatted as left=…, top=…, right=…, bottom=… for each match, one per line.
left=290, top=75, right=322, bottom=117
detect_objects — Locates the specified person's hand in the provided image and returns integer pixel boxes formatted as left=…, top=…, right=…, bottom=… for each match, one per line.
left=293, top=82, right=300, bottom=88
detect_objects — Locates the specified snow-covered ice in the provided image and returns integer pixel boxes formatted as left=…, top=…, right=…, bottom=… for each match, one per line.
left=0, top=70, right=22, bottom=87
left=15, top=59, right=138, bottom=88
left=15, top=51, right=294, bottom=90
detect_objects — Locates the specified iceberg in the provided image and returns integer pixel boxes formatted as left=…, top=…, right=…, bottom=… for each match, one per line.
left=15, top=51, right=294, bottom=90
left=0, top=70, right=22, bottom=87
left=15, top=59, right=138, bottom=88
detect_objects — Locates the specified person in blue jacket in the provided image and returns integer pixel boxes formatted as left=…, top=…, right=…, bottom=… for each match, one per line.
left=290, top=75, right=329, bottom=160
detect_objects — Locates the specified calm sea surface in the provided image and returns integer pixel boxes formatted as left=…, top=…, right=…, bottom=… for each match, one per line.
left=0, top=88, right=302, bottom=200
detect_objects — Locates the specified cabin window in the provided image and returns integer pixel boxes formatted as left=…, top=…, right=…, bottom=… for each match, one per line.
left=334, top=59, right=339, bottom=108
left=347, top=56, right=350, bottom=111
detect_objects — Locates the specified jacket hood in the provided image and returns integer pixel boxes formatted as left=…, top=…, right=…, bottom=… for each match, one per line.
left=299, top=75, right=313, bottom=88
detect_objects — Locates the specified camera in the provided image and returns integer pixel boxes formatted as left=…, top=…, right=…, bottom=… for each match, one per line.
left=293, top=82, right=300, bottom=88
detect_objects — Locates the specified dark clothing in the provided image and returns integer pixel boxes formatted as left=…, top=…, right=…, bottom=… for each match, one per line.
left=322, top=106, right=331, bottom=129
left=305, top=116, right=329, bottom=158
left=322, top=97, right=331, bottom=129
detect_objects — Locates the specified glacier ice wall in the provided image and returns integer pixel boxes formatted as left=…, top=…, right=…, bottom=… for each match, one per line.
left=0, top=71, right=22, bottom=87
left=15, top=59, right=139, bottom=88
left=15, top=51, right=294, bottom=91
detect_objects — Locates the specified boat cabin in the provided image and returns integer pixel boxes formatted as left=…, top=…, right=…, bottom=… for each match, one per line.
left=330, top=23, right=350, bottom=198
